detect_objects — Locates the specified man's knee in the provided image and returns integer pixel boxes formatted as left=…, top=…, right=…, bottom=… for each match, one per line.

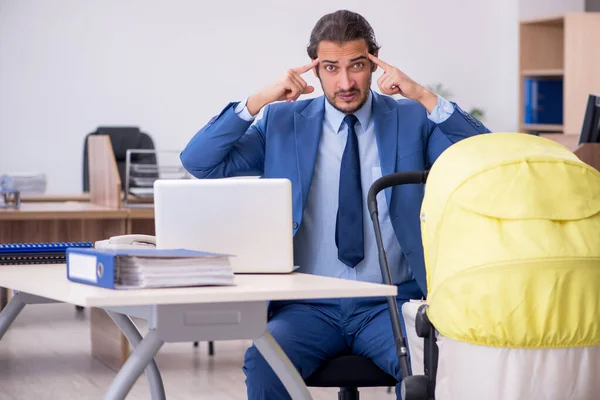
left=242, top=339, right=310, bottom=381
left=243, top=344, right=278, bottom=384
left=243, top=344, right=294, bottom=400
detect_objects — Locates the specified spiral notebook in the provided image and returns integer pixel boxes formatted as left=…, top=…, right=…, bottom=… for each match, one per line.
left=0, top=242, right=94, bottom=265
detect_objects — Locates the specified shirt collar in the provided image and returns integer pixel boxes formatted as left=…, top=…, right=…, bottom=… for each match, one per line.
left=324, top=90, right=373, bottom=134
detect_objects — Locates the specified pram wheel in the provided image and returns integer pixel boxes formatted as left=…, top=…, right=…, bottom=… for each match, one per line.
left=400, top=375, right=430, bottom=400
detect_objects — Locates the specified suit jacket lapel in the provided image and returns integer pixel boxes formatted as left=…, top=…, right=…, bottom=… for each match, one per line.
left=372, top=92, right=398, bottom=208
left=294, top=97, right=325, bottom=218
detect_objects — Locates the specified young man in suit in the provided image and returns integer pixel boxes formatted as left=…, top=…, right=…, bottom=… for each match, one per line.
left=181, top=9, right=490, bottom=399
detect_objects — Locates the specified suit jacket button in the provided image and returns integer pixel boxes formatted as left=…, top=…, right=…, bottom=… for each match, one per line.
left=293, top=222, right=298, bottom=229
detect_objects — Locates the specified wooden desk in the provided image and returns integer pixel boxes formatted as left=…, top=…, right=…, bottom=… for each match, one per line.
left=575, top=142, right=600, bottom=171
left=0, top=202, right=127, bottom=220
left=126, top=206, right=155, bottom=235
left=0, top=203, right=128, bottom=245
left=17, top=191, right=157, bottom=236
left=20, top=193, right=91, bottom=203
left=540, top=133, right=581, bottom=151
left=0, top=264, right=396, bottom=400
left=20, top=192, right=153, bottom=204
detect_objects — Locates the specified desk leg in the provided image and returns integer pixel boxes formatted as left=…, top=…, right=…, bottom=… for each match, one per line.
left=0, top=291, right=56, bottom=339
left=0, top=294, right=26, bottom=339
left=106, top=312, right=166, bottom=400
left=104, top=329, right=164, bottom=400
left=254, top=331, right=313, bottom=400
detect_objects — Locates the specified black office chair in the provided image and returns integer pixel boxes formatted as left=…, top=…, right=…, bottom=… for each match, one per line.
left=305, top=354, right=398, bottom=400
left=82, top=126, right=157, bottom=192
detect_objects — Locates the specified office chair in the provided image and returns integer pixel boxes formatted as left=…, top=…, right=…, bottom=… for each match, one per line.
left=82, top=126, right=157, bottom=192
left=305, top=354, right=398, bottom=400
left=306, top=171, right=435, bottom=400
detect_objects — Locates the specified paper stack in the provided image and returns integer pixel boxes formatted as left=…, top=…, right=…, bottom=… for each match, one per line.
left=0, top=173, right=47, bottom=193
left=66, top=248, right=234, bottom=289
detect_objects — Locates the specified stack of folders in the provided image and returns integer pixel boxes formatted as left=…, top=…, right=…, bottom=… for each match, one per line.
left=0, top=173, right=47, bottom=193
left=66, top=248, right=234, bottom=289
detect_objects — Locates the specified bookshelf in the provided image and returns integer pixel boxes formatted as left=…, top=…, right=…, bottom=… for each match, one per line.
left=519, top=12, right=600, bottom=142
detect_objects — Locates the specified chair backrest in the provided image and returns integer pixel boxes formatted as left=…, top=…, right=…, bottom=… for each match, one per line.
left=82, top=126, right=157, bottom=192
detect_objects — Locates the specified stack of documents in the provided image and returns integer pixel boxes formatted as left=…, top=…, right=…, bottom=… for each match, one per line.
left=0, top=173, right=47, bottom=193
left=66, top=248, right=234, bottom=289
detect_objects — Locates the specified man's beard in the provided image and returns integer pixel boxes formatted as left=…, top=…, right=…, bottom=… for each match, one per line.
left=321, top=76, right=371, bottom=115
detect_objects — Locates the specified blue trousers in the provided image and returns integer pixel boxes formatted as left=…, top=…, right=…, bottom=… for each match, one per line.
left=243, top=281, right=421, bottom=400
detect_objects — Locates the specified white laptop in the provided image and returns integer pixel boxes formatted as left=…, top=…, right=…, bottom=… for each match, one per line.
left=153, top=178, right=294, bottom=274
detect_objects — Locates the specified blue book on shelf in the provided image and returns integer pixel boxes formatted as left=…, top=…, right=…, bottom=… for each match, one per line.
left=524, top=77, right=563, bottom=125
left=524, top=78, right=533, bottom=123
left=66, top=247, right=233, bottom=289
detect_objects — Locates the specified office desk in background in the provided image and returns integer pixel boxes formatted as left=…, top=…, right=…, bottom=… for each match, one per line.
left=0, top=202, right=128, bottom=246
left=0, top=200, right=155, bottom=371
left=20, top=192, right=151, bottom=205
left=2, top=136, right=170, bottom=372
left=20, top=193, right=91, bottom=202
left=0, top=264, right=396, bottom=400
left=18, top=192, right=156, bottom=239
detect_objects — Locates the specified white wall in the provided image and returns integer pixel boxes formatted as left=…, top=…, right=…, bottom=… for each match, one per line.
left=520, top=0, right=584, bottom=19
left=0, top=0, right=518, bottom=193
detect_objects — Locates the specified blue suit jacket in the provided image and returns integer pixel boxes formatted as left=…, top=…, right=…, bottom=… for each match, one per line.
left=181, top=92, right=490, bottom=295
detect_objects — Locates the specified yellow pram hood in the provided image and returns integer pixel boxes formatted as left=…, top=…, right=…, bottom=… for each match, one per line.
left=421, top=133, right=600, bottom=348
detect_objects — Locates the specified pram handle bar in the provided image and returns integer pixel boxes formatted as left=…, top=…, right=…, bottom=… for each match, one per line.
left=367, top=171, right=428, bottom=384
left=367, top=171, right=429, bottom=217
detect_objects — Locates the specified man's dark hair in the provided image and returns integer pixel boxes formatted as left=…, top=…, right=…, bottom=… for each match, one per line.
left=306, top=10, right=380, bottom=60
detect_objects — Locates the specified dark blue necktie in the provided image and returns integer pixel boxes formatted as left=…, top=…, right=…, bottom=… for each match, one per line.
left=336, top=114, right=364, bottom=268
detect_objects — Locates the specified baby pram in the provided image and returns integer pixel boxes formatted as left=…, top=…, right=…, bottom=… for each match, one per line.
left=368, top=132, right=600, bottom=400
